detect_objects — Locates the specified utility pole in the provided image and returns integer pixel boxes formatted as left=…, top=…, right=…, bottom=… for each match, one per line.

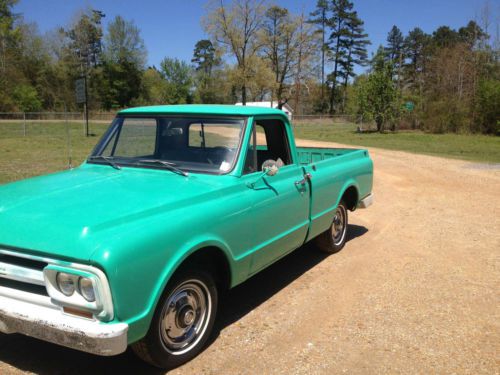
left=75, top=76, right=88, bottom=136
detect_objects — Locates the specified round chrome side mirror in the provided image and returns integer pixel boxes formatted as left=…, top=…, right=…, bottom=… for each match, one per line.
left=262, top=159, right=279, bottom=176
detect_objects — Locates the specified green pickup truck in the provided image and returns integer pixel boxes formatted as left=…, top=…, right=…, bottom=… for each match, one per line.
left=0, top=105, right=373, bottom=369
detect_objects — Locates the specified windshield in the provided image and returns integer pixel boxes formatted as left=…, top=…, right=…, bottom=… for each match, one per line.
left=89, top=116, right=246, bottom=174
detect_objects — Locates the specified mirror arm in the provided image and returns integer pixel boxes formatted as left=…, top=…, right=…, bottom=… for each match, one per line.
left=246, top=168, right=270, bottom=189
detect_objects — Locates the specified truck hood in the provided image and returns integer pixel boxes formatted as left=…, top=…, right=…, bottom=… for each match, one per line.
left=0, top=164, right=226, bottom=262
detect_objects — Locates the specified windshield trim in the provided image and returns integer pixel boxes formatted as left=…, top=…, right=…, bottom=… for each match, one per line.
left=87, top=114, right=249, bottom=176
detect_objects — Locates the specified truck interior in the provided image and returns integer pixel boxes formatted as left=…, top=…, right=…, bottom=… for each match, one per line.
left=243, top=119, right=292, bottom=174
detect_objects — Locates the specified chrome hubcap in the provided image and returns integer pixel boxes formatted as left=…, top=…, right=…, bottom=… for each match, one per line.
left=331, top=205, right=347, bottom=245
left=159, top=280, right=211, bottom=354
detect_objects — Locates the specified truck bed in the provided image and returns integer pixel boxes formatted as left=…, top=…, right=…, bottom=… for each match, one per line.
left=296, top=147, right=368, bottom=165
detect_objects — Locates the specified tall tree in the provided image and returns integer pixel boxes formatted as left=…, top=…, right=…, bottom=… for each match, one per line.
left=0, top=0, right=21, bottom=109
left=403, top=27, right=431, bottom=93
left=261, top=6, right=297, bottom=104
left=62, top=9, right=105, bottom=110
left=104, top=15, right=146, bottom=68
left=432, top=26, right=459, bottom=48
left=308, top=0, right=328, bottom=111
left=385, top=25, right=404, bottom=61
left=384, top=25, right=404, bottom=92
left=138, top=67, right=169, bottom=105
left=325, top=0, right=368, bottom=114
left=65, top=9, right=105, bottom=74
left=192, top=39, right=225, bottom=103
left=191, top=39, right=217, bottom=76
left=204, top=0, right=267, bottom=104
left=338, top=11, right=370, bottom=111
left=356, top=46, right=399, bottom=132
left=458, top=21, right=488, bottom=48
left=292, top=12, right=318, bottom=115
left=97, top=59, right=142, bottom=109
left=160, top=57, right=193, bottom=104
left=98, top=15, right=146, bottom=109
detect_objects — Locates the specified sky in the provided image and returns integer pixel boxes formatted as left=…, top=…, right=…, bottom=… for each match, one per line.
left=14, top=0, right=494, bottom=72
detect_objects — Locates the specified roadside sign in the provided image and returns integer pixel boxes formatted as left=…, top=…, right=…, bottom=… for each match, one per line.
left=75, top=78, right=86, bottom=104
left=405, top=101, right=415, bottom=112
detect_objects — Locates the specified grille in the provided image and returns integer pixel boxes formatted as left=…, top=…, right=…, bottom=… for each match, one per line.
left=0, top=250, right=49, bottom=297
left=0, top=253, right=48, bottom=271
left=0, top=277, right=48, bottom=296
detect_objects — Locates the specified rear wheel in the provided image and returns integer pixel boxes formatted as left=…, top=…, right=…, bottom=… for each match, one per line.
left=132, top=270, right=218, bottom=369
left=315, top=200, right=348, bottom=253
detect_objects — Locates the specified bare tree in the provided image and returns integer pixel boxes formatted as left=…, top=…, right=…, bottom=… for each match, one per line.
left=292, top=13, right=318, bottom=115
left=204, top=0, right=267, bottom=104
left=260, top=6, right=297, bottom=104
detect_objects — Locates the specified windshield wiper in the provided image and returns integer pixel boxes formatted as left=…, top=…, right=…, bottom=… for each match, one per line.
left=88, top=155, right=121, bottom=170
left=138, top=159, right=189, bottom=177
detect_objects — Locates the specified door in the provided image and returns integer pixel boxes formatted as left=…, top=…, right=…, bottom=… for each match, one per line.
left=242, top=119, right=311, bottom=274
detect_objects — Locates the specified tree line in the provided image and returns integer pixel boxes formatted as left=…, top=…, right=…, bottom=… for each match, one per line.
left=0, top=0, right=498, bottom=134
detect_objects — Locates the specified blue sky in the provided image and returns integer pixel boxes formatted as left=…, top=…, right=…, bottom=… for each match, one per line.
left=15, top=0, right=491, bottom=72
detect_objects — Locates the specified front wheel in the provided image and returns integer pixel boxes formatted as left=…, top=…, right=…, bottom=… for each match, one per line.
left=132, top=270, right=218, bottom=369
left=315, top=200, right=348, bottom=253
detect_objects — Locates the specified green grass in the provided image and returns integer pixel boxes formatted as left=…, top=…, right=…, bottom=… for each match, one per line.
left=293, top=122, right=500, bottom=164
left=1, top=120, right=499, bottom=185
left=0, top=121, right=108, bottom=184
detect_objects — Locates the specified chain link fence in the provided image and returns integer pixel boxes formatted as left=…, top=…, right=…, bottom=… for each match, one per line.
left=0, top=111, right=369, bottom=183
left=0, top=112, right=113, bottom=183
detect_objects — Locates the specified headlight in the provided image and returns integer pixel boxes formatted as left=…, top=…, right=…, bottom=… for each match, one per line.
left=43, top=264, right=115, bottom=321
left=56, top=272, right=76, bottom=296
left=78, top=277, right=96, bottom=302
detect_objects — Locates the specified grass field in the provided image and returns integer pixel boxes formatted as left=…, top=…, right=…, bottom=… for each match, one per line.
left=0, top=122, right=108, bottom=184
left=293, top=122, right=500, bottom=164
left=1, top=120, right=499, bottom=184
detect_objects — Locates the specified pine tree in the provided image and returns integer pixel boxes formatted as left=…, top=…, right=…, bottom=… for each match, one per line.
left=384, top=25, right=404, bottom=90
left=338, top=11, right=370, bottom=111
left=403, top=27, right=431, bottom=93
left=325, top=0, right=369, bottom=114
left=191, top=39, right=217, bottom=76
left=66, top=10, right=105, bottom=74
left=325, top=0, right=354, bottom=114
left=385, top=26, right=404, bottom=61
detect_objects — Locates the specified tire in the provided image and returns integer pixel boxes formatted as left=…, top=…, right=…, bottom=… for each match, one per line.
left=132, top=269, right=218, bottom=369
left=315, top=200, right=348, bottom=253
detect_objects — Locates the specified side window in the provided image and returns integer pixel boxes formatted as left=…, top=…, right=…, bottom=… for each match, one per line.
left=113, top=118, right=157, bottom=157
left=243, top=120, right=292, bottom=175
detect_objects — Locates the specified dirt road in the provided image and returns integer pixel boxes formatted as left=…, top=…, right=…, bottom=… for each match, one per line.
left=1, top=141, right=499, bottom=374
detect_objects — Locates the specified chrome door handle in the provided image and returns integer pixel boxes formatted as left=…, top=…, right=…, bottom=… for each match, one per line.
left=295, top=172, right=312, bottom=185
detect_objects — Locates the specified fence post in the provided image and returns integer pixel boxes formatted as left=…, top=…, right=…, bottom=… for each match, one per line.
left=65, top=112, right=73, bottom=169
left=23, top=112, right=26, bottom=136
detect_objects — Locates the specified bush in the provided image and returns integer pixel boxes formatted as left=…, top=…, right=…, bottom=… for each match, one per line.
left=476, top=79, right=500, bottom=134
left=12, top=85, right=42, bottom=112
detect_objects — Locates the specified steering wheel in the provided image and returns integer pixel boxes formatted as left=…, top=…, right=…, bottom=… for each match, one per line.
left=212, top=146, right=233, bottom=153
left=206, top=146, right=233, bottom=165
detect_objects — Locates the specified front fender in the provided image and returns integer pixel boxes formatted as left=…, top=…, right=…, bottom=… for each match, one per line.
left=95, top=230, right=245, bottom=345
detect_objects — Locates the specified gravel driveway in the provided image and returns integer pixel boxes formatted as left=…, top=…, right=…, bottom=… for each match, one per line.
left=1, top=140, right=498, bottom=374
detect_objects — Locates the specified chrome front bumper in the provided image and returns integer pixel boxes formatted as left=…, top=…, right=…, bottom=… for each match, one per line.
left=0, top=293, right=128, bottom=356
left=357, top=193, right=374, bottom=209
